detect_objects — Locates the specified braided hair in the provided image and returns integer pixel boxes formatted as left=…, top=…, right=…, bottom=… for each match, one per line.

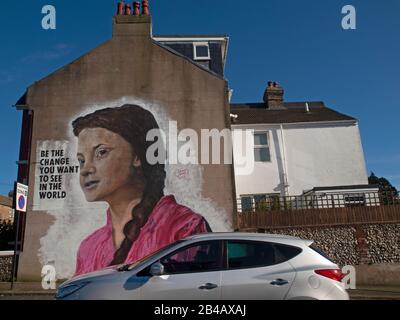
left=72, top=104, right=166, bottom=265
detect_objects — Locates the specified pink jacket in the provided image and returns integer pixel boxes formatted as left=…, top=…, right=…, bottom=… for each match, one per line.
left=74, top=195, right=210, bottom=276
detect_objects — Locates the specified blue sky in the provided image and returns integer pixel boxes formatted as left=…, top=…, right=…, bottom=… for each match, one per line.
left=0, top=0, right=399, bottom=195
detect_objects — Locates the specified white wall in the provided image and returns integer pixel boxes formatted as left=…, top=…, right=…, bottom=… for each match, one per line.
left=233, top=121, right=368, bottom=198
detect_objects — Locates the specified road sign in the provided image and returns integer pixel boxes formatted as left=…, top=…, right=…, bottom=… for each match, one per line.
left=16, top=183, right=28, bottom=212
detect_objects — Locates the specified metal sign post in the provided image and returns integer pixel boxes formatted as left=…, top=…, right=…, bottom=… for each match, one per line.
left=10, top=182, right=28, bottom=290
left=10, top=209, right=20, bottom=290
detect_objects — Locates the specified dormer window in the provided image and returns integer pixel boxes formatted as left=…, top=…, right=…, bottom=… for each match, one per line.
left=193, top=42, right=210, bottom=60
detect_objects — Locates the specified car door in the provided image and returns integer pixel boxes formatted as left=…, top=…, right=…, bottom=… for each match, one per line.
left=139, top=240, right=223, bottom=300
left=221, top=240, right=296, bottom=300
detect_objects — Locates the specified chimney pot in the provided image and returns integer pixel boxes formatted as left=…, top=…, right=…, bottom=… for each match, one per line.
left=133, top=2, right=140, bottom=16
left=125, top=3, right=132, bottom=15
left=117, top=1, right=124, bottom=15
left=142, top=0, right=149, bottom=15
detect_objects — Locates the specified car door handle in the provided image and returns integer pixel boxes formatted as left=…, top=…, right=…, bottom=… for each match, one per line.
left=270, top=279, right=289, bottom=286
left=199, top=283, right=218, bottom=290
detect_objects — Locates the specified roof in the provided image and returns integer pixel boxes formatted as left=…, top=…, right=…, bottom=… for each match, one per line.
left=152, top=40, right=224, bottom=79
left=230, top=102, right=357, bottom=125
left=0, top=195, right=12, bottom=207
left=153, top=35, right=229, bottom=77
left=181, top=233, right=311, bottom=248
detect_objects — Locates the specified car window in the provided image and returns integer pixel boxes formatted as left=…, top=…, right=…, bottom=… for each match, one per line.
left=274, top=244, right=302, bottom=264
left=160, top=241, right=222, bottom=274
left=227, top=241, right=276, bottom=269
left=127, top=240, right=185, bottom=271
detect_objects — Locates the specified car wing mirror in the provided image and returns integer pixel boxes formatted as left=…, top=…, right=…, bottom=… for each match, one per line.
left=150, top=262, right=165, bottom=276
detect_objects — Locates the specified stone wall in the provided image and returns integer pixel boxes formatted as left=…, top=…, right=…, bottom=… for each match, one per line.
left=0, top=256, right=12, bottom=282
left=0, top=205, right=12, bottom=221
left=365, top=224, right=400, bottom=264
left=261, top=223, right=400, bottom=267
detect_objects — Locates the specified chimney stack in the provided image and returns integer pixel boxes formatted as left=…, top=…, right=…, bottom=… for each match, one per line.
left=263, top=81, right=284, bottom=109
left=113, top=1, right=152, bottom=37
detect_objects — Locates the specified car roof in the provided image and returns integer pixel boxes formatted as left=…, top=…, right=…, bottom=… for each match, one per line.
left=183, top=232, right=310, bottom=245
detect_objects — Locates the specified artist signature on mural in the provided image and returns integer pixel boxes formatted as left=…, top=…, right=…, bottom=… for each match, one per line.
left=174, top=169, right=190, bottom=180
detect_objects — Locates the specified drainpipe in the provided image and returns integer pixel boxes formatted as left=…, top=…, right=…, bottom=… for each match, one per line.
left=279, top=124, right=290, bottom=196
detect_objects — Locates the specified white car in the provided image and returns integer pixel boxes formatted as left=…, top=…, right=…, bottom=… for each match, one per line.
left=56, top=233, right=349, bottom=300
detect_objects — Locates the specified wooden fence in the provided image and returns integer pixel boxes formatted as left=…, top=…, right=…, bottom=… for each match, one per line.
left=237, top=204, right=400, bottom=230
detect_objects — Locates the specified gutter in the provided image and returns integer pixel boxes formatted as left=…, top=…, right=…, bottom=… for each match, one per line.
left=231, top=119, right=357, bottom=128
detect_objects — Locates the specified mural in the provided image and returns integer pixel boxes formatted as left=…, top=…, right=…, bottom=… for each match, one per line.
left=35, top=98, right=231, bottom=279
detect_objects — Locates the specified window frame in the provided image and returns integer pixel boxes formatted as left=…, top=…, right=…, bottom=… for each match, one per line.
left=344, top=194, right=366, bottom=207
left=193, top=42, right=211, bottom=61
left=224, top=240, right=281, bottom=270
left=154, top=240, right=224, bottom=275
left=253, top=131, right=271, bottom=163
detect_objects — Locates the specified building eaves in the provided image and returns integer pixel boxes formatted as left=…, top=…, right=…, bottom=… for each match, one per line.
left=311, top=184, right=379, bottom=192
left=153, top=34, right=229, bottom=39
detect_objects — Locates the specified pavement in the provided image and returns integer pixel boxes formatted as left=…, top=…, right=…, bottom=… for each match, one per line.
left=1, top=282, right=400, bottom=300
left=0, top=282, right=56, bottom=299
left=348, top=286, right=400, bottom=300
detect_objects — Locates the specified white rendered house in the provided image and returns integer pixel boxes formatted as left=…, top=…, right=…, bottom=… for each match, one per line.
left=231, top=82, right=377, bottom=211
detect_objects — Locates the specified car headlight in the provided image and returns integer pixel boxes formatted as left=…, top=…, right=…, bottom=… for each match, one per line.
left=56, top=282, right=90, bottom=299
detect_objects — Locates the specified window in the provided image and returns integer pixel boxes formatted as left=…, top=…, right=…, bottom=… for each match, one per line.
left=254, top=194, right=267, bottom=209
left=240, top=196, right=253, bottom=212
left=274, top=244, right=302, bottom=264
left=160, top=241, right=222, bottom=274
left=227, top=241, right=276, bottom=269
left=344, top=194, right=365, bottom=207
left=254, top=132, right=271, bottom=162
left=193, top=42, right=211, bottom=60
left=240, top=194, right=280, bottom=212
left=227, top=241, right=301, bottom=270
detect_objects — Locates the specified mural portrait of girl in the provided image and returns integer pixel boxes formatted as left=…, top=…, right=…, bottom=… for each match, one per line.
left=72, top=104, right=212, bottom=276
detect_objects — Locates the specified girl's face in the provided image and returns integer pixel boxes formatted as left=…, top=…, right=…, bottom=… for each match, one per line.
left=77, top=128, right=140, bottom=202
